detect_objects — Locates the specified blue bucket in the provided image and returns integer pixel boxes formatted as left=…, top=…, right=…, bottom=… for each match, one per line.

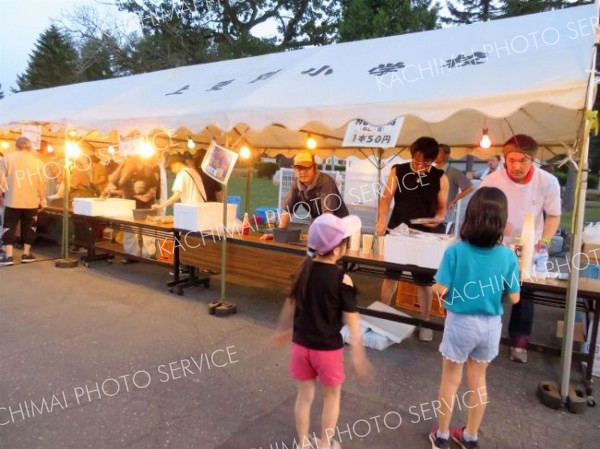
left=227, top=196, right=242, bottom=219
left=255, top=207, right=279, bottom=224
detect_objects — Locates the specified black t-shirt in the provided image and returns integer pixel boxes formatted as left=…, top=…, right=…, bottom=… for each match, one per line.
left=198, top=169, right=222, bottom=202
left=388, top=163, right=443, bottom=233
left=292, top=262, right=358, bottom=350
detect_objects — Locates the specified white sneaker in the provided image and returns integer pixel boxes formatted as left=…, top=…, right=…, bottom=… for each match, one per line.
left=509, top=347, right=528, bottom=363
left=419, top=327, right=433, bottom=342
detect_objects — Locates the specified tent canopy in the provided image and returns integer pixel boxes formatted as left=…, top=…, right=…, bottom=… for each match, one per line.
left=0, top=4, right=597, bottom=159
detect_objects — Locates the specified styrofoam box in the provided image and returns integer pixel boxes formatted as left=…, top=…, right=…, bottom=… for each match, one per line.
left=384, top=234, right=456, bottom=269
left=174, top=202, right=237, bottom=232
left=73, top=198, right=136, bottom=217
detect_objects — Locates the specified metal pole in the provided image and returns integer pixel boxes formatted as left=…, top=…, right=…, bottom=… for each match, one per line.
left=245, top=162, right=251, bottom=215
left=61, top=144, right=71, bottom=259
left=559, top=16, right=598, bottom=400
left=220, top=182, right=228, bottom=302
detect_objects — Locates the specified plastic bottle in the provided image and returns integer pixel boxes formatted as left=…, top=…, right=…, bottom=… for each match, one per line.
left=512, top=236, right=523, bottom=262
left=535, top=243, right=549, bottom=273
left=243, top=212, right=250, bottom=236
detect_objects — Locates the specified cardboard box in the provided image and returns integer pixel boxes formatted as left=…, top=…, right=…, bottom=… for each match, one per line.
left=384, top=234, right=455, bottom=269
left=73, top=198, right=135, bottom=217
left=582, top=242, right=600, bottom=264
left=556, top=320, right=586, bottom=343
left=174, top=202, right=238, bottom=233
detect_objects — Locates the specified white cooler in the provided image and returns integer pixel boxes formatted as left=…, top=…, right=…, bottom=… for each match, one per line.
left=384, top=234, right=456, bottom=269
left=73, top=198, right=136, bottom=217
left=174, top=202, right=237, bottom=232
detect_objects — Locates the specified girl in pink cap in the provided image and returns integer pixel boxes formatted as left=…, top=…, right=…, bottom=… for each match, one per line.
left=272, top=213, right=373, bottom=449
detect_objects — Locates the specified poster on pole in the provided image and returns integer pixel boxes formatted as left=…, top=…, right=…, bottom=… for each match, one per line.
left=342, top=118, right=404, bottom=148
left=21, top=125, right=41, bottom=149
left=201, top=141, right=239, bottom=185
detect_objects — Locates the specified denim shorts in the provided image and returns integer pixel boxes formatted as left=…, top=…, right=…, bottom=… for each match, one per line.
left=439, top=311, right=502, bottom=363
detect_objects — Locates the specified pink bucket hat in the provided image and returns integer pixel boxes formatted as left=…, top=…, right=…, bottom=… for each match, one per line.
left=308, top=214, right=362, bottom=256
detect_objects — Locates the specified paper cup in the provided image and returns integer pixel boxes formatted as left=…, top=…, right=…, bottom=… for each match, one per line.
left=349, top=231, right=361, bottom=251
left=377, top=236, right=386, bottom=256
left=362, top=234, right=374, bottom=254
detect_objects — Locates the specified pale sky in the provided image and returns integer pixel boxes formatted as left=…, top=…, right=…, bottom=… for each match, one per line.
left=0, top=0, right=449, bottom=95
left=0, top=0, right=283, bottom=95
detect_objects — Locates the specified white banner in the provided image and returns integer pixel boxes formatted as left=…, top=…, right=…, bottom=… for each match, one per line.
left=342, top=118, right=404, bottom=148
left=201, top=141, right=239, bottom=185
left=21, top=125, right=41, bottom=149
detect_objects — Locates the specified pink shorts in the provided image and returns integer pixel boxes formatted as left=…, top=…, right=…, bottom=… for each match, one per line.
left=290, top=343, right=345, bottom=387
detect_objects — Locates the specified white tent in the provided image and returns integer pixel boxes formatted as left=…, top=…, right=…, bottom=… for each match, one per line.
left=0, top=4, right=597, bottom=160
left=1, top=4, right=599, bottom=405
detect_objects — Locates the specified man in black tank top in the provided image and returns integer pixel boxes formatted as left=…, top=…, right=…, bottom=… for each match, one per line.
left=375, top=137, right=449, bottom=342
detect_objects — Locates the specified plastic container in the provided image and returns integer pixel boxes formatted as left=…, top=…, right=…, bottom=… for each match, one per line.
left=133, top=208, right=158, bottom=221
left=273, top=228, right=301, bottom=243
left=255, top=207, right=280, bottom=224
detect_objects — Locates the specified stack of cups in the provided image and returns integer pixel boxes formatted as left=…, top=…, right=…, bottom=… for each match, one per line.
left=362, top=234, right=374, bottom=254
left=349, top=230, right=361, bottom=251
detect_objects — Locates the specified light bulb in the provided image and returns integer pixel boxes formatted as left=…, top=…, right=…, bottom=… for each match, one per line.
left=138, top=140, right=155, bottom=158
left=66, top=142, right=80, bottom=158
left=108, top=145, right=115, bottom=154
left=1, top=141, right=9, bottom=149
left=240, top=145, right=251, bottom=159
left=47, top=145, right=54, bottom=153
left=306, top=135, right=317, bottom=150
left=187, top=137, right=196, bottom=150
left=480, top=128, right=491, bottom=149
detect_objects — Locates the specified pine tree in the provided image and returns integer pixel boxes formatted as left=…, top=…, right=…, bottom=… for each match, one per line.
left=0, top=84, right=4, bottom=99
left=443, top=0, right=502, bottom=24
left=15, top=25, right=80, bottom=92
left=501, top=0, right=592, bottom=17
left=79, top=37, right=114, bottom=81
left=338, top=0, right=440, bottom=42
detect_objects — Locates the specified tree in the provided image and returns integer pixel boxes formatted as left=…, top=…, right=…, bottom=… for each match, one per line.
left=113, top=0, right=340, bottom=72
left=0, top=84, right=4, bottom=99
left=500, top=0, right=592, bottom=17
left=443, top=0, right=502, bottom=24
left=15, top=25, right=80, bottom=91
left=337, top=0, right=440, bottom=42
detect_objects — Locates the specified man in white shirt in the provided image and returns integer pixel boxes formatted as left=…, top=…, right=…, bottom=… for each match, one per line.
left=152, top=154, right=207, bottom=209
left=481, top=134, right=561, bottom=363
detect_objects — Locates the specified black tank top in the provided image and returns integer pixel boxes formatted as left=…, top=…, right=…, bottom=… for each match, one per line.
left=387, top=163, right=443, bottom=233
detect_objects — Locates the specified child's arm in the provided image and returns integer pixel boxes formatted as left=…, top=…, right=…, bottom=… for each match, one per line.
left=432, top=282, right=448, bottom=302
left=508, top=292, right=520, bottom=304
left=341, top=274, right=374, bottom=382
left=269, top=297, right=295, bottom=346
left=343, top=311, right=374, bottom=383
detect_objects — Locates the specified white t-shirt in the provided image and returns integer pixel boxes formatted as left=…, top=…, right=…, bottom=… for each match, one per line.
left=172, top=168, right=207, bottom=205
left=481, top=168, right=561, bottom=244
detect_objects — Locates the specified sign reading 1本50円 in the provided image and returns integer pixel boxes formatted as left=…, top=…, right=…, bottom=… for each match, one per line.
left=342, top=118, right=404, bottom=148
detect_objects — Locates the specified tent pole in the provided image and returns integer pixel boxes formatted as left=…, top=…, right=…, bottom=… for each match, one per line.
left=220, top=134, right=231, bottom=302
left=558, top=17, right=598, bottom=401
left=377, top=148, right=383, bottom=222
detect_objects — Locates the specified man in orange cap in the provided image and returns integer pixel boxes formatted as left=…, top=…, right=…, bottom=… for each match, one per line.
left=262, top=151, right=348, bottom=239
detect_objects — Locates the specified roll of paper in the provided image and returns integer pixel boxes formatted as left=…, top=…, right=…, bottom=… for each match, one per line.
left=521, top=212, right=535, bottom=277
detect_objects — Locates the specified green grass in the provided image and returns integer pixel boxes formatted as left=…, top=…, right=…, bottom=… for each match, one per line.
left=227, top=175, right=279, bottom=216
left=562, top=205, right=600, bottom=230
